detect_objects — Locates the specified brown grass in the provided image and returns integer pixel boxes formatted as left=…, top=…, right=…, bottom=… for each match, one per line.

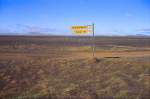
left=0, top=36, right=150, bottom=99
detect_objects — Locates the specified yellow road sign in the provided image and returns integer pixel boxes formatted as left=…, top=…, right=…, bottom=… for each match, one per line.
left=72, top=26, right=89, bottom=29
left=71, top=25, right=92, bottom=34
left=73, top=30, right=91, bottom=34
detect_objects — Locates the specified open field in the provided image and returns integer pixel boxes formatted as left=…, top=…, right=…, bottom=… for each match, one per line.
left=0, top=36, right=150, bottom=99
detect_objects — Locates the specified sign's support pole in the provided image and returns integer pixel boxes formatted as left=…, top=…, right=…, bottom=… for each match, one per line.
left=92, top=23, right=95, bottom=57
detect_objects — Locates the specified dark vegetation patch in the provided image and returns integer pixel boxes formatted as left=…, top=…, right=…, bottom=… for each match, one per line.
left=104, top=57, right=121, bottom=58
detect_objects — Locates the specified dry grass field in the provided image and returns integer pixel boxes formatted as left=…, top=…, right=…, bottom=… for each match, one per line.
left=0, top=36, right=150, bottom=99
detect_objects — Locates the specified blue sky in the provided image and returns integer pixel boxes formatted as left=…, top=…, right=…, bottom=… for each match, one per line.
left=0, top=0, right=150, bottom=36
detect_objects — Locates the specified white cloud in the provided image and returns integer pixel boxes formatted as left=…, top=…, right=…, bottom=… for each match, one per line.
left=137, top=28, right=150, bottom=33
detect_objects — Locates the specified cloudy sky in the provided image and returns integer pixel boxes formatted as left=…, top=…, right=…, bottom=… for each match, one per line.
left=0, top=0, right=150, bottom=36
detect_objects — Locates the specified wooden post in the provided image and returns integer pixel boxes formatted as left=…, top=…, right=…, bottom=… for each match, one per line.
left=92, top=23, right=95, bottom=57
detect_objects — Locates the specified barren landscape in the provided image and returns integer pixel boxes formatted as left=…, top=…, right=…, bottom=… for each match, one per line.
left=0, top=36, right=150, bottom=99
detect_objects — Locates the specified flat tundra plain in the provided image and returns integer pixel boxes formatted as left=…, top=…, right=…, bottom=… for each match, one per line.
left=0, top=36, right=150, bottom=99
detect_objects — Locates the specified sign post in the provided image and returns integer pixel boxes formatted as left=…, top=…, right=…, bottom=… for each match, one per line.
left=71, top=24, right=95, bottom=57
left=92, top=23, right=95, bottom=57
